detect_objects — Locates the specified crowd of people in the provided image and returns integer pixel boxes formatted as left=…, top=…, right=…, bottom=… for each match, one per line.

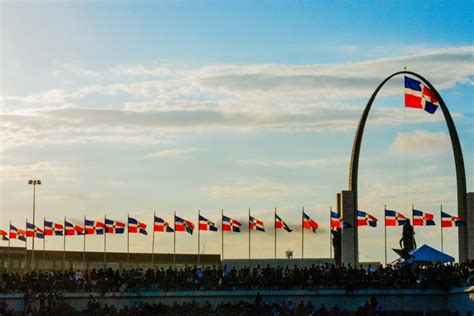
left=0, top=261, right=472, bottom=294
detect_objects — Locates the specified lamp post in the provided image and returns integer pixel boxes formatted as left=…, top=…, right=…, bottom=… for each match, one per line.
left=28, top=179, right=41, bottom=269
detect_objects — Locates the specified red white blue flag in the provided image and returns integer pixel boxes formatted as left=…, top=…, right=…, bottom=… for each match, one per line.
left=26, top=222, right=44, bottom=239
left=330, top=211, right=351, bottom=229
left=303, top=212, right=318, bottom=233
left=357, top=210, right=378, bottom=227
left=249, top=216, right=265, bottom=232
left=441, top=211, right=464, bottom=228
left=404, top=76, right=439, bottom=114
left=84, top=219, right=105, bottom=235
left=9, top=225, right=26, bottom=242
left=275, top=214, right=292, bottom=232
left=65, top=220, right=84, bottom=236
left=175, top=215, right=195, bottom=235
left=199, top=215, right=218, bottom=231
left=128, top=217, right=147, bottom=235
left=0, top=229, right=9, bottom=241
left=222, top=215, right=241, bottom=232
left=44, top=220, right=64, bottom=236
left=154, top=216, right=174, bottom=232
left=385, top=210, right=408, bottom=226
left=105, top=218, right=125, bottom=234
left=413, top=209, right=435, bottom=226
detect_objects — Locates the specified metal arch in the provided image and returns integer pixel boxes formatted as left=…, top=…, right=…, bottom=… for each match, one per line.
left=348, top=70, right=468, bottom=262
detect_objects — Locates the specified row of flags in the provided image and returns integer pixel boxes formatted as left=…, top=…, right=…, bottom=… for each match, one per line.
left=0, top=209, right=463, bottom=242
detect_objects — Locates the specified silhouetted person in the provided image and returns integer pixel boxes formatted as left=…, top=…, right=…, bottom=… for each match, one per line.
left=399, top=219, right=416, bottom=252
left=332, top=228, right=342, bottom=266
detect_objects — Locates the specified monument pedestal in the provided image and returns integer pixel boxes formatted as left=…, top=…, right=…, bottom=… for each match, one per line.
left=337, top=190, right=358, bottom=266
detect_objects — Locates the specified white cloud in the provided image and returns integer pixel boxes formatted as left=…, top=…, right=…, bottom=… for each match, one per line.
left=203, top=182, right=289, bottom=198
left=0, top=162, right=69, bottom=181
left=146, top=148, right=195, bottom=159
left=110, top=64, right=172, bottom=76
left=390, top=130, right=451, bottom=155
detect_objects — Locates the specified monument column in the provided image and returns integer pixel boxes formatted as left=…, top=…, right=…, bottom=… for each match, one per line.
left=338, top=190, right=358, bottom=266
left=467, top=192, right=474, bottom=261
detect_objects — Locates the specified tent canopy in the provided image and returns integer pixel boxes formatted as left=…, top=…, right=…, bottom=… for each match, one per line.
left=395, top=244, right=454, bottom=264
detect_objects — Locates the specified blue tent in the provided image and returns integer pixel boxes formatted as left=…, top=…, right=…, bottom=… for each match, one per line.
left=395, top=244, right=454, bottom=264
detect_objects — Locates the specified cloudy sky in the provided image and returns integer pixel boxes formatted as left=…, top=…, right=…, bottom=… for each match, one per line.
left=1, top=1, right=473, bottom=263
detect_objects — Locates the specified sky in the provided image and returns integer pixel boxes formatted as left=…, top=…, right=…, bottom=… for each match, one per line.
left=0, top=1, right=473, bottom=263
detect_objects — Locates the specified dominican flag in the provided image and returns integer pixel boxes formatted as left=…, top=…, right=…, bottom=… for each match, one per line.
left=9, top=225, right=26, bottom=242
left=84, top=219, right=105, bottom=235
left=65, top=221, right=84, bottom=236
left=275, top=214, right=292, bottom=232
left=441, top=211, right=464, bottom=228
left=413, top=209, right=435, bottom=226
left=0, top=229, right=9, bottom=241
left=222, top=216, right=241, bottom=232
left=154, top=216, right=174, bottom=232
left=404, top=76, right=439, bottom=114
left=357, top=210, right=378, bottom=227
left=385, top=210, right=408, bottom=226
left=26, top=222, right=44, bottom=239
left=303, top=212, right=318, bottom=233
left=44, top=220, right=64, bottom=236
left=249, top=216, right=265, bottom=232
left=128, top=217, right=147, bottom=235
left=175, top=215, right=195, bottom=235
left=105, top=218, right=125, bottom=234
left=199, top=215, right=218, bottom=231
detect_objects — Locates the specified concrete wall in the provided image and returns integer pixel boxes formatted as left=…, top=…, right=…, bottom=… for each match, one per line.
left=3, top=287, right=473, bottom=313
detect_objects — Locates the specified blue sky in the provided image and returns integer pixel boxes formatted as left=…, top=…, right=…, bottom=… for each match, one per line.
left=1, top=1, right=473, bottom=263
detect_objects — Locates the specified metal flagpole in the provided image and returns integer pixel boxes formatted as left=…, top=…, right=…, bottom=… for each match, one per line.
left=301, top=207, right=304, bottom=260
left=7, top=221, right=11, bottom=272
left=152, top=212, right=155, bottom=267
left=274, top=207, right=277, bottom=260
left=83, top=216, right=86, bottom=268
left=221, top=209, right=224, bottom=261
left=62, top=217, right=66, bottom=271
left=173, top=211, right=176, bottom=267
left=43, top=217, right=46, bottom=264
left=127, top=213, right=130, bottom=268
left=104, top=214, right=107, bottom=268
left=329, top=206, right=333, bottom=259
left=25, top=218, right=28, bottom=270
left=248, top=208, right=251, bottom=262
left=411, top=205, right=415, bottom=234
left=197, top=210, right=201, bottom=266
left=384, top=205, right=387, bottom=267
left=440, top=204, right=444, bottom=252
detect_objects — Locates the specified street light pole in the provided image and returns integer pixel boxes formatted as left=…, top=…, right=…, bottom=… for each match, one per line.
left=28, top=179, right=41, bottom=269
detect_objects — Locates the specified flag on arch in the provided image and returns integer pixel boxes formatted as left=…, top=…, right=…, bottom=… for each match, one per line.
left=357, top=210, right=378, bottom=227
left=199, top=215, right=218, bottom=232
left=44, top=220, right=64, bottom=236
left=0, top=229, right=9, bottom=241
left=84, top=219, right=105, bottom=235
left=303, top=212, right=318, bottom=233
left=412, top=209, right=435, bottom=226
left=385, top=210, right=408, bottom=226
left=65, top=220, right=84, bottom=235
left=275, top=214, right=292, bottom=232
left=154, top=216, right=174, bottom=232
left=128, top=217, right=147, bottom=235
left=222, top=215, right=241, bottom=232
left=441, top=211, right=464, bottom=228
left=249, top=216, right=265, bottom=232
left=175, top=215, right=195, bottom=235
left=105, top=218, right=125, bottom=234
left=26, top=222, right=44, bottom=239
left=9, top=225, right=26, bottom=242
left=404, top=76, right=440, bottom=114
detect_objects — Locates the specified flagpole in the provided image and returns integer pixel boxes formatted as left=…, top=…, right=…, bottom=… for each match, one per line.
left=7, top=221, right=11, bottom=272
left=42, top=217, right=46, bottom=264
left=221, top=209, right=224, bottom=261
left=197, top=210, right=201, bottom=266
left=248, top=208, right=251, bottom=262
left=384, top=205, right=387, bottom=267
left=83, top=216, right=86, bottom=269
left=301, top=207, right=304, bottom=260
left=440, top=204, right=444, bottom=252
left=152, top=212, right=155, bottom=267
left=173, top=211, right=176, bottom=267
left=274, top=207, right=277, bottom=260
left=62, top=217, right=66, bottom=272
left=126, top=213, right=130, bottom=268
left=25, top=218, right=28, bottom=270
left=329, top=206, right=332, bottom=259
left=411, top=204, right=415, bottom=234
left=104, top=214, right=107, bottom=269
